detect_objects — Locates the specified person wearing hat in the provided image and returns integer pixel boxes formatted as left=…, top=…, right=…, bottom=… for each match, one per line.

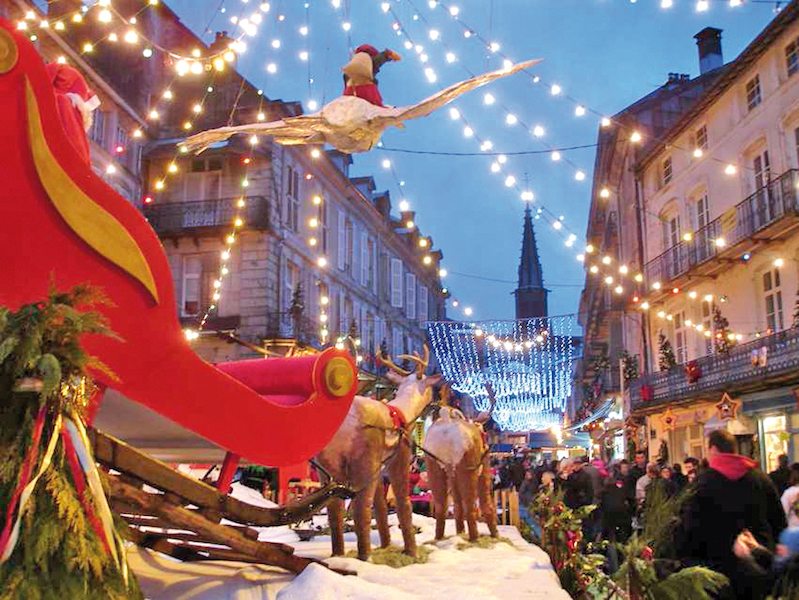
left=342, top=44, right=401, bottom=107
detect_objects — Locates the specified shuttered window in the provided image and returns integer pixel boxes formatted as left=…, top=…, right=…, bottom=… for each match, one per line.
left=337, top=210, right=346, bottom=271
left=391, top=258, right=403, bottom=308
left=406, top=273, right=416, bottom=319
left=420, top=286, right=428, bottom=323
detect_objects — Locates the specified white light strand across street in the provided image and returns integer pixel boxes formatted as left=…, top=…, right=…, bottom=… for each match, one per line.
left=375, top=7, right=585, bottom=277
left=427, top=316, right=577, bottom=431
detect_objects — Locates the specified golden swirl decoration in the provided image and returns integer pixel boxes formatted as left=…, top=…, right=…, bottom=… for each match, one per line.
left=26, top=79, right=159, bottom=303
left=323, top=356, right=355, bottom=398
left=0, top=28, right=18, bottom=74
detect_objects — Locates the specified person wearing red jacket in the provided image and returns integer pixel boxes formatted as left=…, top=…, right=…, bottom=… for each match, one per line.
left=342, top=44, right=401, bottom=107
left=673, top=429, right=786, bottom=600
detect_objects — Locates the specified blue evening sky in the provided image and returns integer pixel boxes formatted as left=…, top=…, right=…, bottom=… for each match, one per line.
left=166, top=0, right=776, bottom=324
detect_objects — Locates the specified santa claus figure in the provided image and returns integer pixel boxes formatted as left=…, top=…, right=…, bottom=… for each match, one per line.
left=45, top=63, right=100, bottom=165
left=342, top=44, right=401, bottom=107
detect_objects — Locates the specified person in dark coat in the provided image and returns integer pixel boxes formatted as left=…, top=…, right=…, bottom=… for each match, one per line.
left=560, top=459, right=594, bottom=510
left=509, top=458, right=527, bottom=490
left=672, top=463, right=688, bottom=490
left=628, top=450, right=647, bottom=484
left=770, top=454, right=791, bottom=496
left=601, top=469, right=633, bottom=543
left=673, top=429, right=787, bottom=600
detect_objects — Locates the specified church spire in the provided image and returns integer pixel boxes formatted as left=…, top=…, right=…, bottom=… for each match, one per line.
left=514, top=206, right=548, bottom=319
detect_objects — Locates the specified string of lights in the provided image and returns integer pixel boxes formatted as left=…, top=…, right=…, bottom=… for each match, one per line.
left=377, top=4, right=587, bottom=259
left=427, top=316, right=577, bottom=431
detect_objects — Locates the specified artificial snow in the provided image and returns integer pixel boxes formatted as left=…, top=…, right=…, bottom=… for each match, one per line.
left=128, top=505, right=568, bottom=600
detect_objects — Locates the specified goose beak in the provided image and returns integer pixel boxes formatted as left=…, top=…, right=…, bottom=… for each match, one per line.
left=387, top=50, right=402, bottom=62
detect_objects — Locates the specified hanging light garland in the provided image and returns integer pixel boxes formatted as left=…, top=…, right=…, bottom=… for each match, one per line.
left=428, top=315, right=577, bottom=431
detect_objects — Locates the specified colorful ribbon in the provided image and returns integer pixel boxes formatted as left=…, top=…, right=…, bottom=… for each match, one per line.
left=0, top=406, right=128, bottom=587
left=0, top=407, right=61, bottom=562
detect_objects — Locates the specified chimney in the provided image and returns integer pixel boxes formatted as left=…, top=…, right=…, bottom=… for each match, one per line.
left=210, top=31, right=236, bottom=61
left=694, top=27, right=723, bottom=75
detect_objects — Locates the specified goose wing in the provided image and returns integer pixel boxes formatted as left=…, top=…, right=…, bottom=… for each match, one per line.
left=371, top=59, right=541, bottom=127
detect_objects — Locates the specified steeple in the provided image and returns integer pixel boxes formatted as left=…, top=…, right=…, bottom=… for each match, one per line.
left=514, top=206, right=548, bottom=319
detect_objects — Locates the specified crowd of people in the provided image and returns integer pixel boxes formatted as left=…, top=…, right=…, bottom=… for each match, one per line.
left=495, top=430, right=799, bottom=599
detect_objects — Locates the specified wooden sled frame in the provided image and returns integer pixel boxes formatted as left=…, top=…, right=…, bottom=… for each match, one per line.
left=90, top=429, right=355, bottom=575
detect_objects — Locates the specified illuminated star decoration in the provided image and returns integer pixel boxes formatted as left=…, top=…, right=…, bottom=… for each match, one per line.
left=715, top=392, right=740, bottom=421
left=661, top=407, right=677, bottom=432
left=183, top=59, right=541, bottom=155
left=427, top=316, right=576, bottom=431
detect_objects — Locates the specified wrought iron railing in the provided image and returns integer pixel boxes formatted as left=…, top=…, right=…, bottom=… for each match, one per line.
left=143, top=196, right=270, bottom=235
left=645, top=169, right=799, bottom=285
left=629, top=326, right=799, bottom=410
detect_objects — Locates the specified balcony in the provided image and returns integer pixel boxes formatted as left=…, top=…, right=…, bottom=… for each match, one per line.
left=143, top=196, right=270, bottom=236
left=645, top=170, right=799, bottom=292
left=629, top=326, right=799, bottom=412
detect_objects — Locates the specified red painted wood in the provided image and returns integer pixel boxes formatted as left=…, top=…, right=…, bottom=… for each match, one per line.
left=0, top=22, right=356, bottom=467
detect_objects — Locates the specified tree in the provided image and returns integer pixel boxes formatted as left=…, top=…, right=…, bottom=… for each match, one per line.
left=712, top=305, right=736, bottom=356
left=288, top=282, right=304, bottom=339
left=657, top=330, right=677, bottom=371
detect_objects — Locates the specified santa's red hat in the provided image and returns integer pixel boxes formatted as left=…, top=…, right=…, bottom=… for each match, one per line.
left=355, top=44, right=379, bottom=57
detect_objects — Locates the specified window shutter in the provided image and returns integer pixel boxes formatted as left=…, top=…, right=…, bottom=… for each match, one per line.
left=352, top=300, right=360, bottom=336
left=372, top=242, right=379, bottom=294
left=406, top=273, right=416, bottom=319
left=391, top=258, right=403, bottom=308
left=361, top=232, right=369, bottom=286
left=374, top=316, right=383, bottom=352
left=338, top=290, right=346, bottom=334
left=360, top=305, right=367, bottom=341
left=337, top=210, right=346, bottom=271
left=393, top=328, right=403, bottom=355
left=420, top=286, right=428, bottom=323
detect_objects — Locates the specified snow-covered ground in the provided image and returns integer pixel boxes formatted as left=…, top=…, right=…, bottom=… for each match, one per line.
left=127, top=483, right=569, bottom=600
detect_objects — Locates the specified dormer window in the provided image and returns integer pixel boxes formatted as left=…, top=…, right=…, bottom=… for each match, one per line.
left=786, top=38, right=799, bottom=77
left=661, top=156, right=673, bottom=186
left=746, top=75, right=761, bottom=111
left=694, top=125, right=708, bottom=151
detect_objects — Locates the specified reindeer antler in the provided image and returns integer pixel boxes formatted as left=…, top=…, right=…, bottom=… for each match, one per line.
left=438, top=381, right=452, bottom=406
left=376, top=349, right=412, bottom=377
left=475, top=382, right=497, bottom=424
left=397, top=345, right=430, bottom=379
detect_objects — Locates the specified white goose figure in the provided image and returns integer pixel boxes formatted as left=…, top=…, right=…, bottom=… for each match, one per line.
left=184, top=58, right=541, bottom=155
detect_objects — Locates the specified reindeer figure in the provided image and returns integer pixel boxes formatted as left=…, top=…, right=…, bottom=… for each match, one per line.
left=316, top=347, right=440, bottom=560
left=423, top=384, right=499, bottom=542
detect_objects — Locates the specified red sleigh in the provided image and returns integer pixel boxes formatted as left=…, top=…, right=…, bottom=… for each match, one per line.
left=0, top=22, right=356, bottom=473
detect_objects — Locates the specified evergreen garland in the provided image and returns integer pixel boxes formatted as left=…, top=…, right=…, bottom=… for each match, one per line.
left=657, top=331, right=677, bottom=371
left=621, top=351, right=640, bottom=382
left=712, top=306, right=736, bottom=355
left=0, top=285, right=141, bottom=599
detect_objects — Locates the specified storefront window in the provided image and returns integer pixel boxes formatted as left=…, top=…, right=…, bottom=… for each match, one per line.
left=763, top=414, right=788, bottom=473
left=668, top=423, right=705, bottom=464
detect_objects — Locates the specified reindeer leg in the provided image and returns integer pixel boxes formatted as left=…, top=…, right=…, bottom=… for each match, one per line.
left=427, top=458, right=448, bottom=540
left=452, top=474, right=465, bottom=535
left=478, top=459, right=499, bottom=538
left=328, top=497, right=346, bottom=557
left=388, top=439, right=417, bottom=557
left=353, top=478, right=379, bottom=561
left=457, top=461, right=480, bottom=542
left=373, top=476, right=391, bottom=549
